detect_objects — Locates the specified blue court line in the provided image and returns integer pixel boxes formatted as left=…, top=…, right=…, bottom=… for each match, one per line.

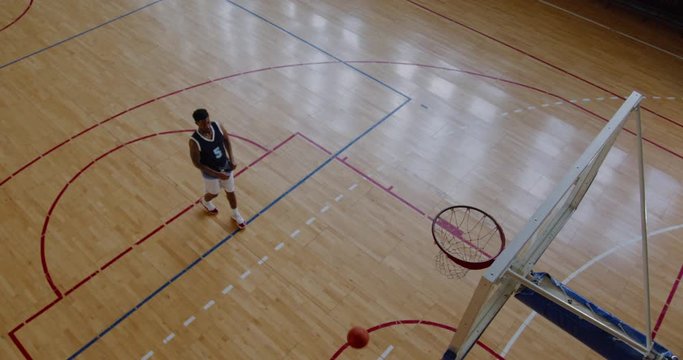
left=224, top=0, right=410, bottom=101
left=68, top=98, right=411, bottom=359
left=0, top=0, right=164, bottom=70
left=67, top=2, right=415, bottom=358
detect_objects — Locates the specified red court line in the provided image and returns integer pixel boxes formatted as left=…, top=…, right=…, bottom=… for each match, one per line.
left=9, top=131, right=295, bottom=360
left=297, top=132, right=496, bottom=264
left=39, top=129, right=270, bottom=296
left=2, top=58, right=678, bottom=357
left=347, top=61, right=683, bottom=161
left=9, top=327, right=31, bottom=360
left=652, top=264, right=683, bottom=339
left=0, top=62, right=328, bottom=188
left=0, top=0, right=33, bottom=32
left=300, top=134, right=505, bottom=358
left=65, top=270, right=99, bottom=296
left=329, top=319, right=504, bottom=360
left=39, top=130, right=190, bottom=297
left=297, top=131, right=427, bottom=216
left=3, top=60, right=682, bottom=189
left=101, top=247, right=132, bottom=270
left=212, top=61, right=337, bottom=82
left=403, top=0, right=683, bottom=131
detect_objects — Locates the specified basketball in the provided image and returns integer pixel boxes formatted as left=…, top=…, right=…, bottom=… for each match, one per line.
left=346, top=326, right=369, bottom=349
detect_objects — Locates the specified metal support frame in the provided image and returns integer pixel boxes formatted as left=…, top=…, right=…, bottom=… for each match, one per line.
left=445, top=92, right=651, bottom=360
left=635, top=106, right=653, bottom=353
left=507, top=270, right=651, bottom=355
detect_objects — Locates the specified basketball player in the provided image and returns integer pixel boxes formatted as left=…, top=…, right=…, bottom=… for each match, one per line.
left=189, top=108, right=246, bottom=229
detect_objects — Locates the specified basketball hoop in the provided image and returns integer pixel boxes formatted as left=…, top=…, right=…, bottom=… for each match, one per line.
left=432, top=206, right=506, bottom=279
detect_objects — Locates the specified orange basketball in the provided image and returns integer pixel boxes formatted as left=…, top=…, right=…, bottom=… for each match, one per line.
left=346, top=326, right=369, bottom=349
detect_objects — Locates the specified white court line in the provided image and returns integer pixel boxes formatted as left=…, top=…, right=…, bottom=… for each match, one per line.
left=501, top=223, right=683, bottom=356
left=539, top=0, right=683, bottom=61
left=163, top=333, right=175, bottom=345
left=183, top=315, right=196, bottom=327
left=203, top=300, right=215, bottom=311
left=240, top=270, right=251, bottom=280
left=141, top=351, right=154, bottom=360
left=501, top=93, right=680, bottom=118
left=379, top=345, right=394, bottom=359
left=222, top=284, right=234, bottom=294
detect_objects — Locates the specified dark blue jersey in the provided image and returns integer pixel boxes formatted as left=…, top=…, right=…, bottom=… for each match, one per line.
left=191, top=122, right=233, bottom=177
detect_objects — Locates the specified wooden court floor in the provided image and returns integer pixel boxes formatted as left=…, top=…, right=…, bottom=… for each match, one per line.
left=1, top=0, right=682, bottom=359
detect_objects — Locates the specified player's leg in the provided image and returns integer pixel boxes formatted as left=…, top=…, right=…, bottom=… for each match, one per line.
left=221, top=172, right=245, bottom=229
left=201, top=177, right=220, bottom=215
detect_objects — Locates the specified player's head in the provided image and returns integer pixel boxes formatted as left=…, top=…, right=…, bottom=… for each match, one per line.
left=192, top=108, right=209, bottom=122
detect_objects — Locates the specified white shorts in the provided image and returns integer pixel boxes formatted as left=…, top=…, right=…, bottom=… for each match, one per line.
left=203, top=171, right=235, bottom=194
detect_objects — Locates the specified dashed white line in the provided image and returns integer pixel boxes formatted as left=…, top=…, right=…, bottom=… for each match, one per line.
left=240, top=270, right=251, bottom=280
left=275, top=242, right=285, bottom=251
left=321, top=205, right=330, bottom=213
left=141, top=351, right=154, bottom=360
left=335, top=194, right=344, bottom=202
left=163, top=333, right=176, bottom=345
left=306, top=217, right=316, bottom=225
left=290, top=229, right=300, bottom=238
left=502, top=93, right=680, bottom=118
left=348, top=183, right=358, bottom=191
left=222, top=284, right=234, bottom=295
left=379, top=345, right=394, bottom=359
left=258, top=256, right=269, bottom=265
left=203, top=300, right=215, bottom=311
left=183, top=316, right=196, bottom=327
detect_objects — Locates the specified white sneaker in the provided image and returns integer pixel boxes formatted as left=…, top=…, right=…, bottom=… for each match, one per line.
left=200, top=198, right=218, bottom=215
left=232, top=210, right=246, bottom=229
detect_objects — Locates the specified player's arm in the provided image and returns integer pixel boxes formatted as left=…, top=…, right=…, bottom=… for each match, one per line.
left=189, top=139, right=228, bottom=179
left=220, top=123, right=237, bottom=169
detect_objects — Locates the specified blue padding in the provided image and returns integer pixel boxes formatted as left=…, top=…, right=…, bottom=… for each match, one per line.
left=515, top=272, right=677, bottom=360
left=442, top=348, right=456, bottom=360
